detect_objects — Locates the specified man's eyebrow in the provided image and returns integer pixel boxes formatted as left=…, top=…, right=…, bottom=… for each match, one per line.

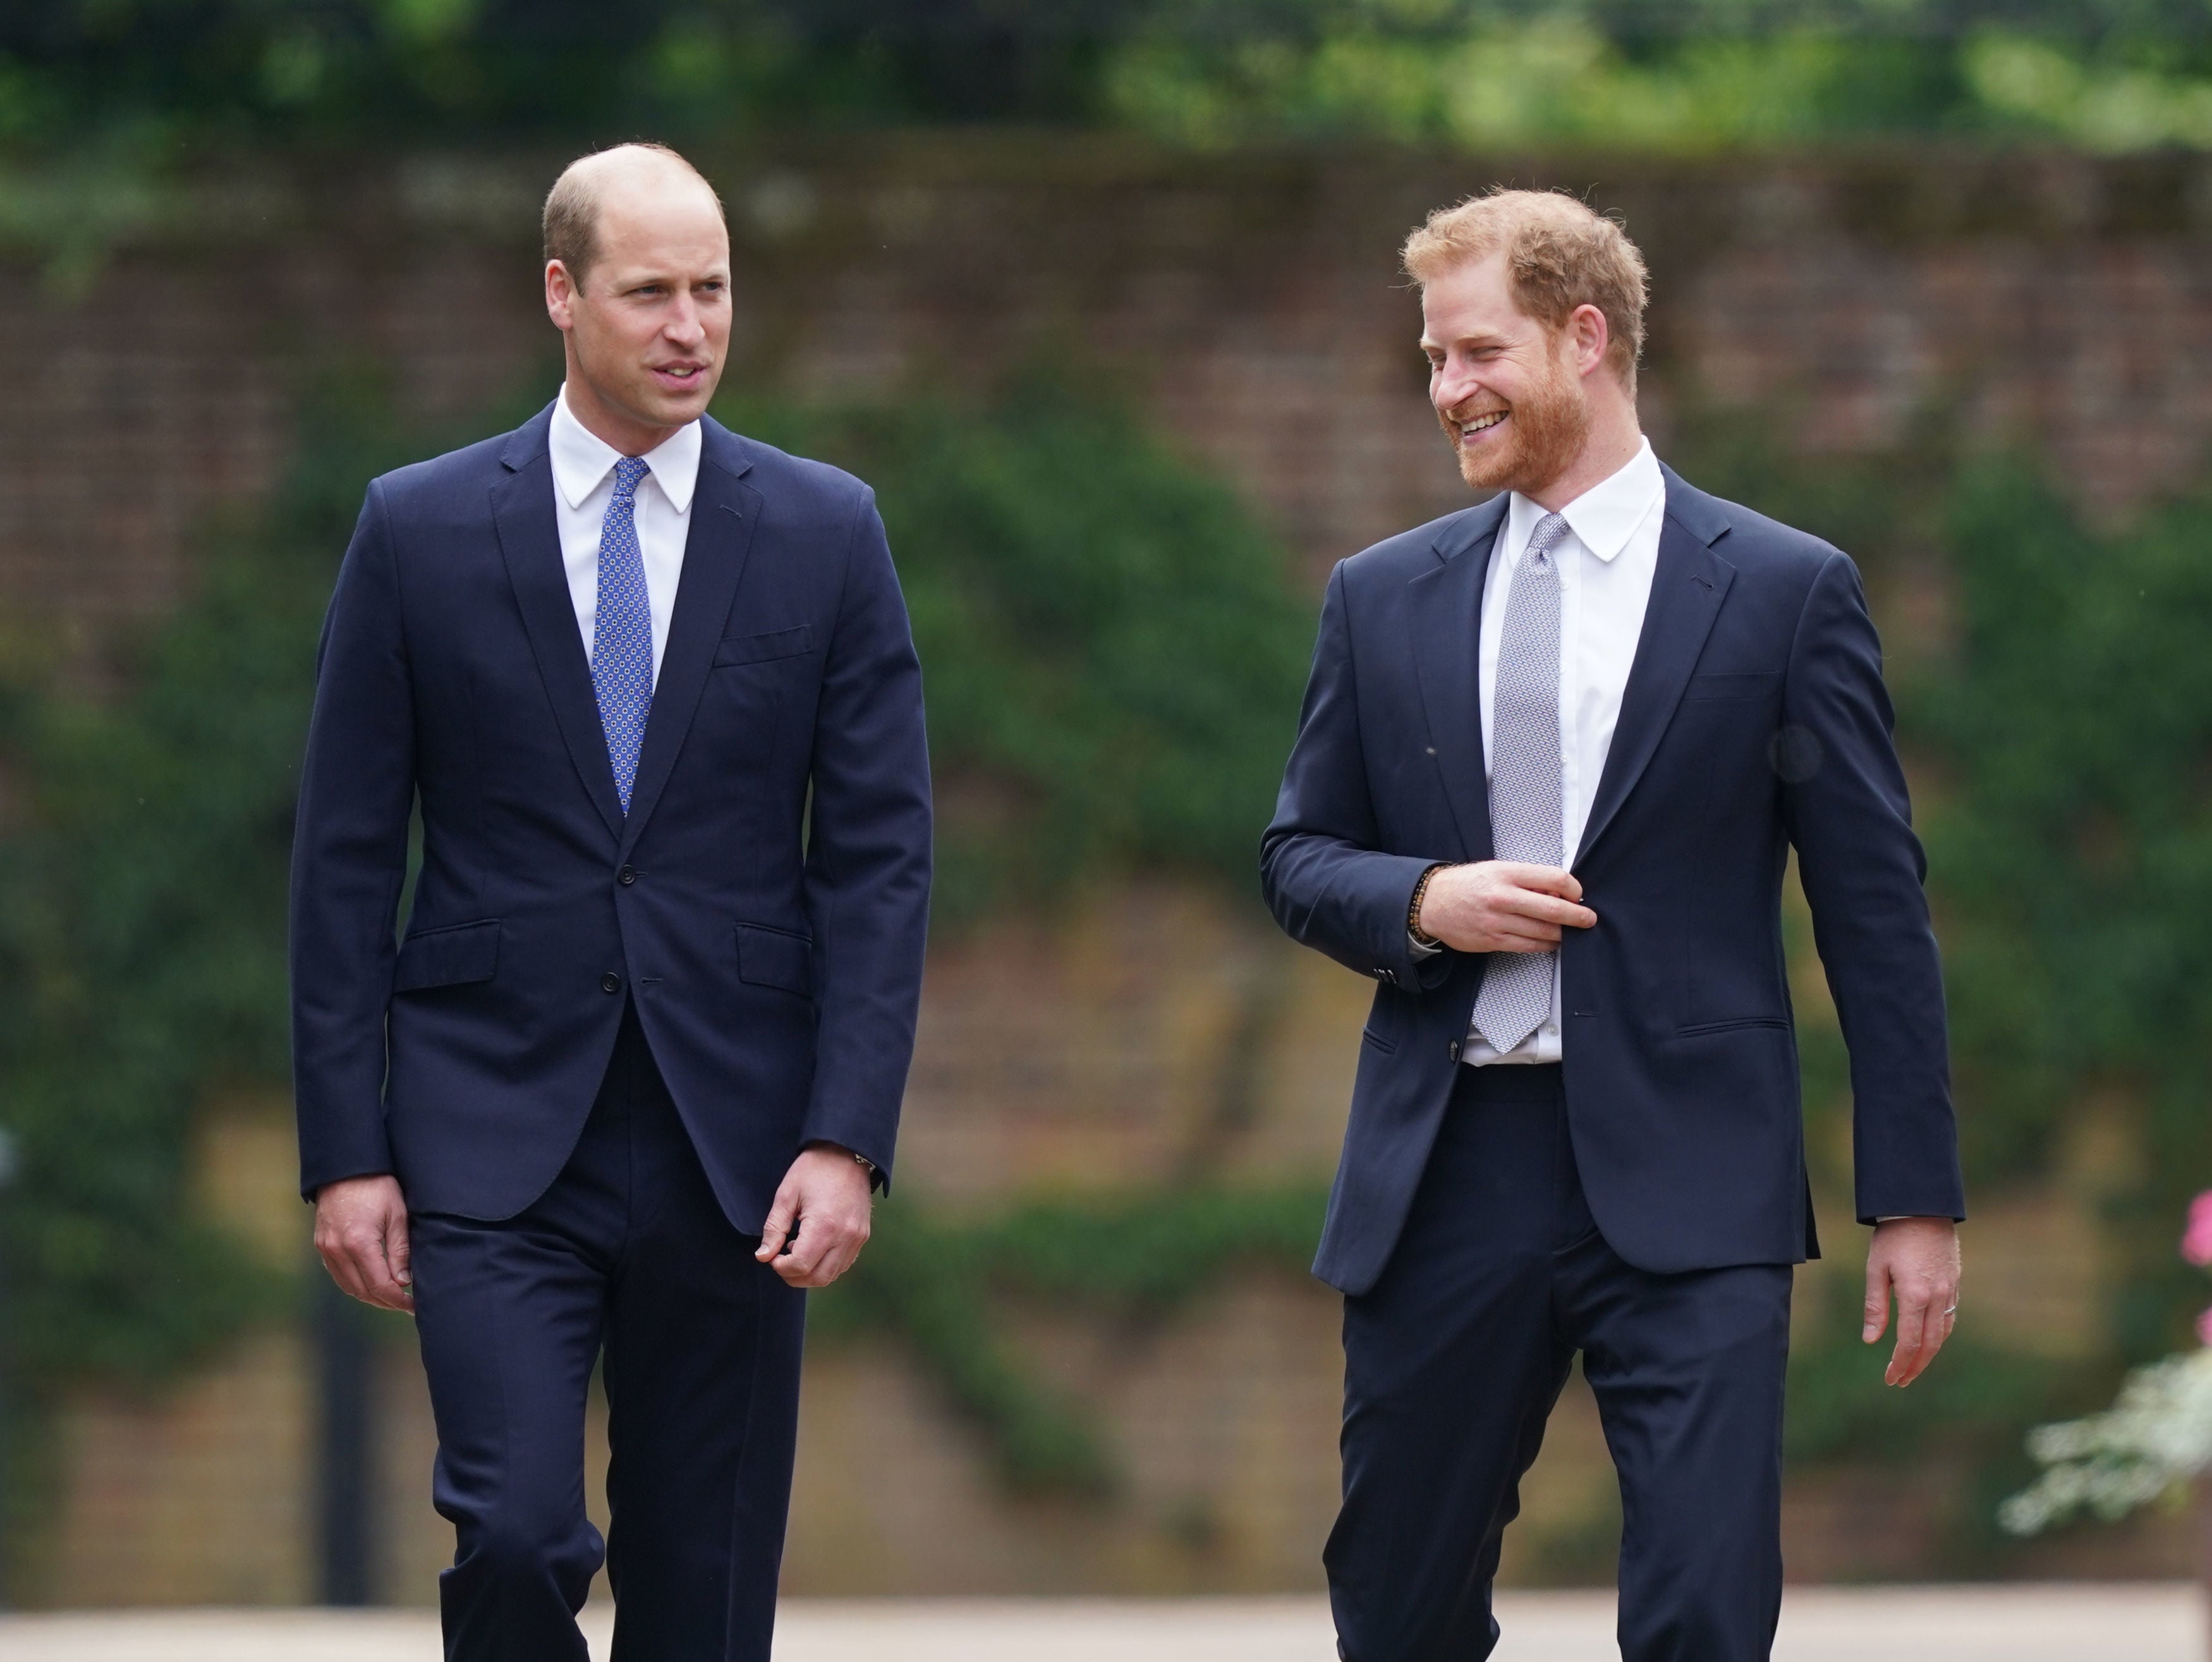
left=1418, top=329, right=1509, bottom=352
left=614, top=269, right=729, bottom=290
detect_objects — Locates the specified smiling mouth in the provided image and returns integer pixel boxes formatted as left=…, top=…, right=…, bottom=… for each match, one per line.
left=1457, top=410, right=1507, bottom=440
left=654, top=364, right=707, bottom=382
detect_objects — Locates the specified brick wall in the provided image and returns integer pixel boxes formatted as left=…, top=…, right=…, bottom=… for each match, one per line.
left=11, top=140, right=2212, bottom=663
left=16, top=138, right=2212, bottom=1604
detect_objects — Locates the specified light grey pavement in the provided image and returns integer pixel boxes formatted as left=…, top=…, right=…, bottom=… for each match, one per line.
left=0, top=1586, right=2201, bottom=1660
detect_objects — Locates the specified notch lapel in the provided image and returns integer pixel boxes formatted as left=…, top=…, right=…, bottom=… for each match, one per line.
left=1409, top=498, right=1509, bottom=861
left=617, top=432, right=761, bottom=856
left=1573, top=484, right=1735, bottom=867
left=491, top=410, right=626, bottom=842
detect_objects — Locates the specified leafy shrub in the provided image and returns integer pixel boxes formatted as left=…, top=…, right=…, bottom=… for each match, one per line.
left=0, top=364, right=1315, bottom=1413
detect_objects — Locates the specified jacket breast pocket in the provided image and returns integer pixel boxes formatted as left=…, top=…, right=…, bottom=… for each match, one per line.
left=1682, top=670, right=1782, bottom=702
left=714, top=626, right=813, bottom=668
left=737, top=923, right=814, bottom=998
left=394, top=919, right=501, bottom=993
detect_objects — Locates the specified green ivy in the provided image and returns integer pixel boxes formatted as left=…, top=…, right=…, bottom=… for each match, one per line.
left=0, top=381, right=441, bottom=1396
left=1673, top=413, right=2212, bottom=1369
left=810, top=1183, right=1332, bottom=1494
left=717, top=370, right=1313, bottom=926
left=0, top=362, right=1313, bottom=1463
left=9, top=3, right=2212, bottom=155
left=6, top=363, right=2204, bottom=1575
left=1912, top=457, right=2212, bottom=1362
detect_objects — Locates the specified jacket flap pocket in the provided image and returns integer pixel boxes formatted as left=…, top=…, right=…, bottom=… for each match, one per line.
left=737, top=923, right=813, bottom=996
left=714, top=625, right=813, bottom=668
left=1683, top=670, right=1782, bottom=702
left=394, top=920, right=501, bottom=993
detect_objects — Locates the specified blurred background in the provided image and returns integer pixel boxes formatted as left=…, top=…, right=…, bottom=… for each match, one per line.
left=4, top=0, right=2212, bottom=1615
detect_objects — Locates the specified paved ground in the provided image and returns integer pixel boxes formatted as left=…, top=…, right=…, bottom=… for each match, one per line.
left=1, top=1586, right=2201, bottom=1659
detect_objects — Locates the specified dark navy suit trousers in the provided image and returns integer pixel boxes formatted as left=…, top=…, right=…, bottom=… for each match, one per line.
left=1328, top=1064, right=1792, bottom=1662
left=410, top=1005, right=806, bottom=1662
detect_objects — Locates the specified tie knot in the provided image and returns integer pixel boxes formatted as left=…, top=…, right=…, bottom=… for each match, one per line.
left=612, top=456, right=650, bottom=499
left=1526, top=512, right=1571, bottom=563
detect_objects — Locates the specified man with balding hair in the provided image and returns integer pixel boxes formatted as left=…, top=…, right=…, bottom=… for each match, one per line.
left=291, top=143, right=932, bottom=1658
left=1262, top=190, right=1964, bottom=1659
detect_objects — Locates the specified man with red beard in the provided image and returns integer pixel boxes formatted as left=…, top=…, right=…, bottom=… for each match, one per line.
left=1261, top=190, right=1964, bottom=1661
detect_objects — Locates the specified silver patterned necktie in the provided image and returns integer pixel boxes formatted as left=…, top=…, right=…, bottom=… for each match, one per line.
left=1472, top=510, right=1570, bottom=1054
left=590, top=455, right=655, bottom=815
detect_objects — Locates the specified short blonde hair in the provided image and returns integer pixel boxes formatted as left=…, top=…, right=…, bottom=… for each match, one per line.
left=1403, top=190, right=1649, bottom=393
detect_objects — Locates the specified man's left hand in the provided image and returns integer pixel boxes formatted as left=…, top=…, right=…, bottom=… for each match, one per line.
left=1862, top=1216, right=1961, bottom=1387
left=755, top=1144, right=874, bottom=1288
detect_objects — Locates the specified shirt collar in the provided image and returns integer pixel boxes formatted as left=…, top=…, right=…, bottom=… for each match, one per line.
left=1505, top=437, right=1663, bottom=566
left=549, top=383, right=703, bottom=515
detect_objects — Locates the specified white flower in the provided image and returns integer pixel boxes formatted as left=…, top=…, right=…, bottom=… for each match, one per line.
left=2000, top=1348, right=2212, bottom=1536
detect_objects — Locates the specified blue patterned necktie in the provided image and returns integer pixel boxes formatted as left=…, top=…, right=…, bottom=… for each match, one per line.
left=1472, top=511, right=1570, bottom=1054
left=590, top=456, right=654, bottom=815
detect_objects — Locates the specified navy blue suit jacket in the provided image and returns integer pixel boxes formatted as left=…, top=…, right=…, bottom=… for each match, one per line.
left=1261, top=466, right=1964, bottom=1295
left=290, top=404, right=932, bottom=1231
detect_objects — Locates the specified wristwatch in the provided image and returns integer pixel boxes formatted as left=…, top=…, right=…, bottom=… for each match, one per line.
left=810, top=1139, right=875, bottom=1177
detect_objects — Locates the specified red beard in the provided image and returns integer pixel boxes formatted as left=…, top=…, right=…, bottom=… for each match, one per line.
left=1440, top=345, right=1591, bottom=498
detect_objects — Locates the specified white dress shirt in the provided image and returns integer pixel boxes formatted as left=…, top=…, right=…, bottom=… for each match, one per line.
left=548, top=384, right=703, bottom=686
left=1462, top=437, right=1666, bottom=1065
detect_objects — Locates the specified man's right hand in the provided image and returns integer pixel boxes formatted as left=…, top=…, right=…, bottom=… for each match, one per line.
left=314, top=1174, right=415, bottom=1312
left=1418, top=862, right=1596, bottom=954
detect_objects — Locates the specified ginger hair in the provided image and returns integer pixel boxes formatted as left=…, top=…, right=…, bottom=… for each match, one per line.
left=1403, top=189, right=1649, bottom=393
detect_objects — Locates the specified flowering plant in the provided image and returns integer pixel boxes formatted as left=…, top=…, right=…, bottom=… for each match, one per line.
left=1999, top=1192, right=2212, bottom=1536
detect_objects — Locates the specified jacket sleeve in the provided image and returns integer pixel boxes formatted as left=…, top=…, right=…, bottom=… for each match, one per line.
left=1782, top=550, right=1965, bottom=1225
left=799, top=489, right=933, bottom=1184
left=289, top=481, right=416, bottom=1199
left=1260, top=562, right=1447, bottom=993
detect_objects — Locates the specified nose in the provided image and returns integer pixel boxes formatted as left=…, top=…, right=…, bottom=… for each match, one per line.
left=1433, top=356, right=1481, bottom=415
left=664, top=293, right=705, bottom=348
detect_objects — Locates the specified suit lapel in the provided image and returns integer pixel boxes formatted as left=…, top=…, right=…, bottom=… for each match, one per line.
left=492, top=408, right=627, bottom=842
left=618, top=427, right=761, bottom=857
left=1573, top=474, right=1735, bottom=867
left=1409, top=497, right=1509, bottom=860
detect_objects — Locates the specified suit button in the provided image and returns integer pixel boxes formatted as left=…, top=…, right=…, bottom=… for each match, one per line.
left=1448, top=1039, right=1462, bottom=1062
left=600, top=972, right=622, bottom=994
left=617, top=865, right=636, bottom=886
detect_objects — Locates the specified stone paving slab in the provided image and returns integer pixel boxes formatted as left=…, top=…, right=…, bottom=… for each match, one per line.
left=0, top=1586, right=2201, bottom=1660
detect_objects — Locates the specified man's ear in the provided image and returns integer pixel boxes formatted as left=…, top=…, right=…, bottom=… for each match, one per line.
left=1570, top=302, right=1610, bottom=379
left=545, top=259, right=578, bottom=331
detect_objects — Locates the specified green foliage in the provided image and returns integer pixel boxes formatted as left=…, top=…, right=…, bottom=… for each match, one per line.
left=1785, top=1285, right=2070, bottom=1470
left=1669, top=408, right=2212, bottom=1369
left=1109, top=13, right=1960, bottom=152
left=1784, top=1280, right=2086, bottom=1568
left=808, top=1201, right=1116, bottom=1496
left=11, top=343, right=2212, bottom=1569
left=12, top=1, right=2212, bottom=159
left=0, top=2, right=1138, bottom=149
left=1912, top=458, right=2212, bottom=1359
left=815, top=1183, right=1330, bottom=1494
left=0, top=384, right=437, bottom=1393
left=1103, top=3, right=2212, bottom=154
left=11, top=1, right=2212, bottom=290
left=967, top=1181, right=1330, bottom=1305
left=718, top=372, right=1313, bottom=927
left=0, top=364, right=1313, bottom=1415
left=826, top=1173, right=2089, bottom=1527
